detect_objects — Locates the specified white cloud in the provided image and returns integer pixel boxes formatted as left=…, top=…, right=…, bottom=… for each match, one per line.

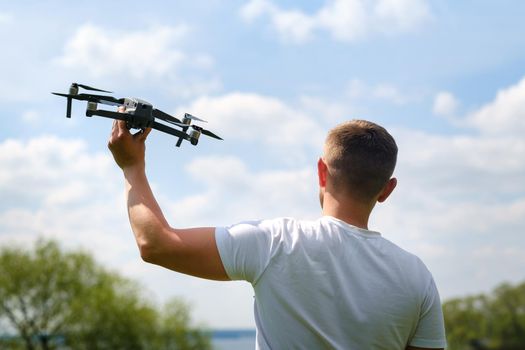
left=167, top=77, right=223, bottom=100
left=371, top=126, right=525, bottom=297
left=21, top=110, right=41, bottom=124
left=240, top=0, right=431, bottom=43
left=0, top=12, right=13, bottom=25
left=0, top=136, right=132, bottom=264
left=371, top=83, right=409, bottom=105
left=317, top=0, right=368, bottom=42
left=433, top=91, right=459, bottom=117
left=240, top=0, right=275, bottom=21
left=298, top=95, right=349, bottom=123
left=466, top=76, right=525, bottom=135
left=166, top=155, right=319, bottom=227
left=176, top=92, right=327, bottom=151
left=394, top=128, right=525, bottom=196
left=346, top=79, right=368, bottom=99
left=56, top=24, right=210, bottom=80
left=373, top=0, right=431, bottom=32
left=370, top=77, right=525, bottom=297
left=346, top=79, right=411, bottom=105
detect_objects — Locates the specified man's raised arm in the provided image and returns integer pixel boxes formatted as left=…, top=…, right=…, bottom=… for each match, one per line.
left=108, top=119, right=229, bottom=281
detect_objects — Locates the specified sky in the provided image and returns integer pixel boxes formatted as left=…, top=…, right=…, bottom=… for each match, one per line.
left=1, top=0, right=524, bottom=329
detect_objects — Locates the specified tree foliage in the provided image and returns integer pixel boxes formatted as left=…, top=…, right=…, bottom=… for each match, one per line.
left=0, top=239, right=210, bottom=350
left=443, top=281, right=525, bottom=350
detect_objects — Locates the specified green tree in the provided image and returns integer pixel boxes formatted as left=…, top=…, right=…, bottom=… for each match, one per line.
left=443, top=281, right=525, bottom=350
left=155, top=298, right=212, bottom=350
left=0, top=239, right=211, bottom=350
left=443, top=294, right=491, bottom=349
left=66, top=273, right=159, bottom=350
left=0, top=240, right=96, bottom=349
left=488, top=282, right=525, bottom=350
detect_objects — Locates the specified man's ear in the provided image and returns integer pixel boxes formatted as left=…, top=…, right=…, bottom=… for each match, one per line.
left=318, top=158, right=328, bottom=188
left=377, top=177, right=397, bottom=203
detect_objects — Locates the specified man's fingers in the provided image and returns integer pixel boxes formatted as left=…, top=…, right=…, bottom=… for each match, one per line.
left=108, top=105, right=148, bottom=170
left=115, top=106, right=128, bottom=134
left=108, top=120, right=117, bottom=149
left=116, top=120, right=130, bottom=135
left=142, top=127, right=152, bottom=139
left=113, top=105, right=146, bottom=141
left=111, top=120, right=117, bottom=137
left=133, top=127, right=152, bottom=141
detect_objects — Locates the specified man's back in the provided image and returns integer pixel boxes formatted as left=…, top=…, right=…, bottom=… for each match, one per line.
left=216, top=216, right=446, bottom=349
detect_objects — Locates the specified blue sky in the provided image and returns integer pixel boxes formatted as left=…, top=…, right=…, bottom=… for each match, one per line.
left=1, top=0, right=524, bottom=328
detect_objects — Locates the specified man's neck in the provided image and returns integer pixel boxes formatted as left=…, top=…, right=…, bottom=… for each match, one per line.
left=321, top=193, right=374, bottom=230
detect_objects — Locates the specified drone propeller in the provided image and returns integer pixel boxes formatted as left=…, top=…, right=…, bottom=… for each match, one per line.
left=72, top=83, right=112, bottom=93
left=163, top=119, right=222, bottom=140
left=52, top=92, right=123, bottom=118
left=90, top=95, right=124, bottom=106
left=184, top=113, right=207, bottom=123
left=163, top=119, right=189, bottom=128
left=52, top=92, right=123, bottom=106
left=192, top=125, right=223, bottom=140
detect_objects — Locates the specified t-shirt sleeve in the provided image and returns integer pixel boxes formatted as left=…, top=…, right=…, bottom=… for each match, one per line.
left=215, top=220, right=278, bottom=284
left=409, top=277, right=447, bottom=348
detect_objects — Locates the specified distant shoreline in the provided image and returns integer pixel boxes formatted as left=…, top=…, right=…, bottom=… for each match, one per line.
left=210, top=329, right=256, bottom=339
left=211, top=330, right=256, bottom=350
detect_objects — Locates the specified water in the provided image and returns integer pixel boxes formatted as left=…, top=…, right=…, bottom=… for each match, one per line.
left=212, top=330, right=256, bottom=350
left=0, top=331, right=257, bottom=349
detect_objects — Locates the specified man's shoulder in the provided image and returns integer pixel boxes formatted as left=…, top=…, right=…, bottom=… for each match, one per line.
left=376, top=236, right=435, bottom=295
left=318, top=217, right=433, bottom=281
left=380, top=235, right=424, bottom=261
left=237, top=217, right=320, bottom=234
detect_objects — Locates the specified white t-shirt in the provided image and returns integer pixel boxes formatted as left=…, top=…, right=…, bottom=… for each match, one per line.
left=215, top=216, right=447, bottom=350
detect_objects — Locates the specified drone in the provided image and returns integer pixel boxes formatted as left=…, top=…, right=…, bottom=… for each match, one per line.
left=52, top=83, right=222, bottom=147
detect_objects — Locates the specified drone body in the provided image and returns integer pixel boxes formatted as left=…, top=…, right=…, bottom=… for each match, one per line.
left=52, top=83, right=222, bottom=147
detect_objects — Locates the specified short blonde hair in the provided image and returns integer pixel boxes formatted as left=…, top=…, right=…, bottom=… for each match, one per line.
left=324, top=120, right=397, bottom=203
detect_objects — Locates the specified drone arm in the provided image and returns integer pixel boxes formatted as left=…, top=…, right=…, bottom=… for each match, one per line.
left=87, top=109, right=195, bottom=145
left=152, top=108, right=182, bottom=124
left=150, top=121, right=193, bottom=143
left=86, top=108, right=129, bottom=122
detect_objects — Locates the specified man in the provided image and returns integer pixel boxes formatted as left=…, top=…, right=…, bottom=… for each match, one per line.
left=108, top=117, right=446, bottom=349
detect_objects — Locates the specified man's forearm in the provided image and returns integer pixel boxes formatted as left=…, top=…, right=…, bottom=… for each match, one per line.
left=123, top=166, right=171, bottom=259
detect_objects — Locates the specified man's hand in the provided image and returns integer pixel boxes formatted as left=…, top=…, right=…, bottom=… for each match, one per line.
left=107, top=107, right=152, bottom=171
